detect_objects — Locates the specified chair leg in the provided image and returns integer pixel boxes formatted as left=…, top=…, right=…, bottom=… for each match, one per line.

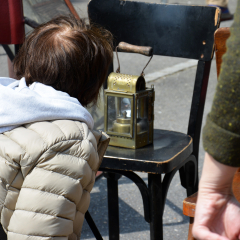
left=187, top=217, right=196, bottom=240
left=148, top=173, right=163, bottom=240
left=185, top=159, right=198, bottom=196
left=85, top=211, right=103, bottom=240
left=103, top=172, right=122, bottom=240
left=179, top=156, right=198, bottom=196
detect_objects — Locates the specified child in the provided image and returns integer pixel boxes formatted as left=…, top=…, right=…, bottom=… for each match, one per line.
left=0, top=15, right=112, bottom=239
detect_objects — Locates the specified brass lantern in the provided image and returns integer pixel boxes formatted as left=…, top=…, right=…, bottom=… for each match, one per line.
left=104, top=42, right=155, bottom=149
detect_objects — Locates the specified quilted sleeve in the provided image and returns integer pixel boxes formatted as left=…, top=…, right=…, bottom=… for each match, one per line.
left=6, top=139, right=95, bottom=240
left=0, top=134, right=24, bottom=233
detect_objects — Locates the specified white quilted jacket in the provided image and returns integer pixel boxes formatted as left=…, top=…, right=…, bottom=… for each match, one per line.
left=0, top=120, right=109, bottom=240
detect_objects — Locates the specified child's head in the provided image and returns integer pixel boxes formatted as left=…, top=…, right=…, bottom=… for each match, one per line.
left=14, top=15, right=113, bottom=106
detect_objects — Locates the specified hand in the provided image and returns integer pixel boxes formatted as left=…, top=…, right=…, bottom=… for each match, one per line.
left=192, top=153, right=240, bottom=240
left=193, top=191, right=240, bottom=240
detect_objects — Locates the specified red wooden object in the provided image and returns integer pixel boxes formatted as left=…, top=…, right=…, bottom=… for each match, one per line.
left=0, top=0, right=25, bottom=44
left=64, top=0, right=80, bottom=20
left=215, top=27, right=231, bottom=78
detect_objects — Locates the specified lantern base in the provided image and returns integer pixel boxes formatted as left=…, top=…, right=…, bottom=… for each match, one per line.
left=108, top=132, right=153, bottom=149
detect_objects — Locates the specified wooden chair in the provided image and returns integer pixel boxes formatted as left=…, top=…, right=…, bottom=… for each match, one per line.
left=182, top=27, right=233, bottom=240
left=88, top=1, right=221, bottom=239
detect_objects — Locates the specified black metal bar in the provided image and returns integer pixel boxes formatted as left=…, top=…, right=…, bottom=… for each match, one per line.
left=24, top=17, right=40, bottom=28
left=85, top=211, right=104, bottom=240
left=2, top=44, right=15, bottom=62
left=100, top=168, right=151, bottom=223
left=148, top=173, right=163, bottom=240
left=0, top=224, right=7, bottom=240
left=103, top=172, right=121, bottom=240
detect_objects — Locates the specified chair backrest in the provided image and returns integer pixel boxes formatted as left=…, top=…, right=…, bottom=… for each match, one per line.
left=214, top=27, right=230, bottom=78
left=88, top=1, right=220, bottom=61
left=88, top=0, right=221, bottom=159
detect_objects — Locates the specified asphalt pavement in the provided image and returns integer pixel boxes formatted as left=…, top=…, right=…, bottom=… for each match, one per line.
left=0, top=0, right=237, bottom=239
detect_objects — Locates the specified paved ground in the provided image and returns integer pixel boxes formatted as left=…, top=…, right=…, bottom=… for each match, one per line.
left=0, top=0, right=237, bottom=239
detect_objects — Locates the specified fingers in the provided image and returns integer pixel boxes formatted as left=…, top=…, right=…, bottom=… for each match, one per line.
left=192, top=226, right=230, bottom=240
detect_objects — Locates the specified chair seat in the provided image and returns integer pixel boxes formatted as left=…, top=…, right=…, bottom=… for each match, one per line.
left=183, top=192, right=198, bottom=218
left=100, top=129, right=193, bottom=174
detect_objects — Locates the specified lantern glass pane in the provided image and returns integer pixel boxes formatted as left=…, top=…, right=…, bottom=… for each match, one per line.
left=107, top=96, right=132, bottom=135
left=137, top=96, right=148, bottom=134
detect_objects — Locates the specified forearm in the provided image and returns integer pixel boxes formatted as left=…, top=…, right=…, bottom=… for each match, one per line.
left=193, top=153, right=240, bottom=240
left=199, top=153, right=238, bottom=194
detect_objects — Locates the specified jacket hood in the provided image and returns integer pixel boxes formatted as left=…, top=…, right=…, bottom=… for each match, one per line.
left=0, top=77, right=94, bottom=133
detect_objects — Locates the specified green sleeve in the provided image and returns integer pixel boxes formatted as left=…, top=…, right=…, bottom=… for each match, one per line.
left=202, top=0, right=240, bottom=167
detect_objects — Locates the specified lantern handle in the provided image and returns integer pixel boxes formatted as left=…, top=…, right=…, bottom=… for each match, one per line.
left=141, top=55, right=153, bottom=77
left=118, top=42, right=153, bottom=56
left=115, top=42, right=153, bottom=76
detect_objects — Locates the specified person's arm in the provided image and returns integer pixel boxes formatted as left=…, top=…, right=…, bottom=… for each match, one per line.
left=199, top=153, right=237, bottom=194
left=193, top=153, right=239, bottom=240
left=202, top=0, right=240, bottom=167
left=193, top=1, right=240, bottom=238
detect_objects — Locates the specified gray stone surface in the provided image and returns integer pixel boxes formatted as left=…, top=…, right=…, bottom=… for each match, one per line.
left=0, top=47, right=8, bottom=77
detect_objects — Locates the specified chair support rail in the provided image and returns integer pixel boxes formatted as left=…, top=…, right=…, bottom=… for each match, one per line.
left=100, top=168, right=151, bottom=223
left=162, top=155, right=198, bottom=216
